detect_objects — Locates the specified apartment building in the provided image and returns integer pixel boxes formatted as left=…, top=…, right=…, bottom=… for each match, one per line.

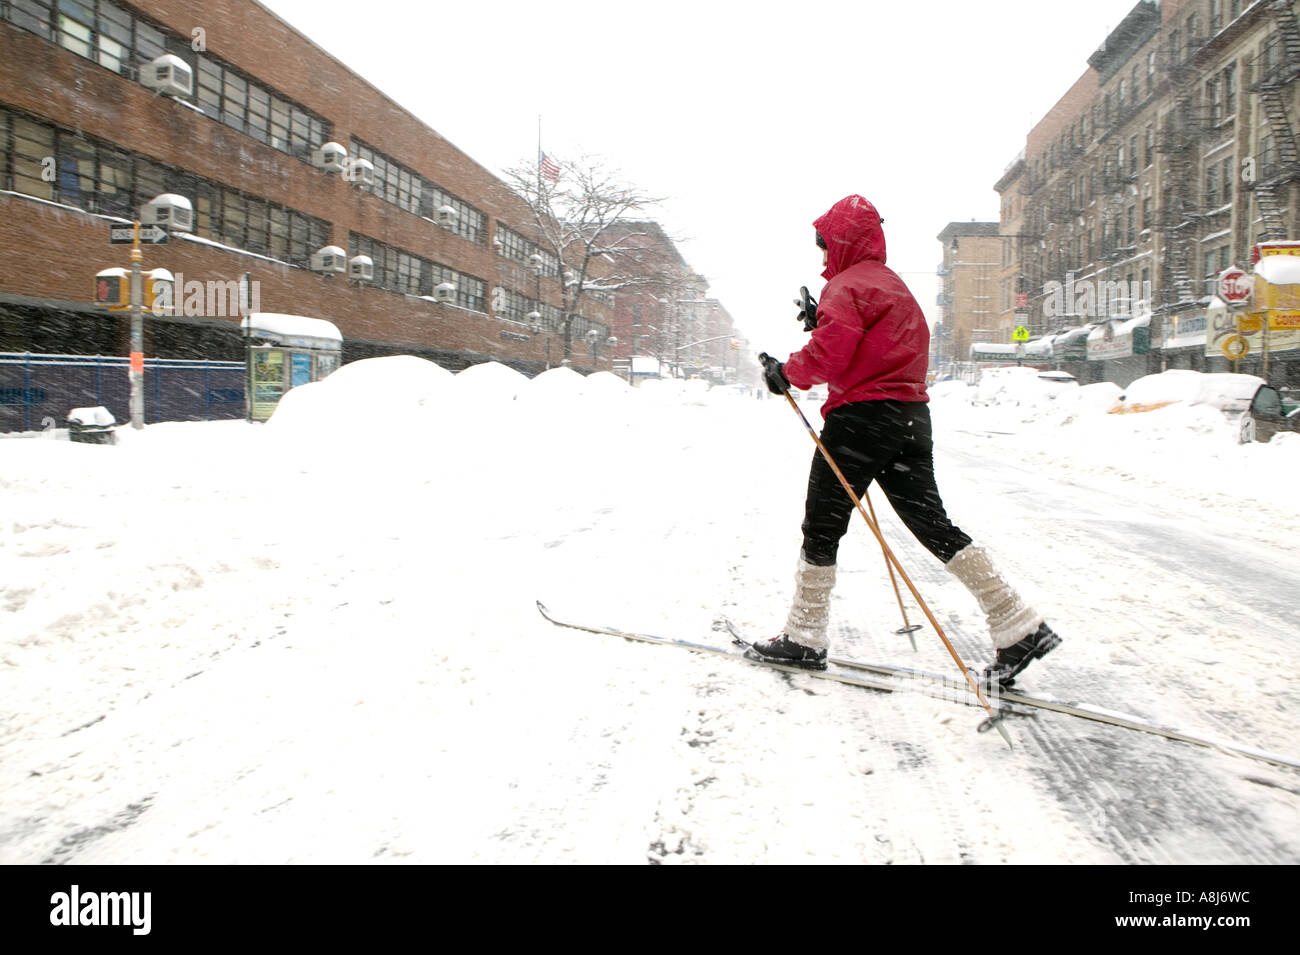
left=989, top=0, right=1300, bottom=387
left=936, top=221, right=1002, bottom=376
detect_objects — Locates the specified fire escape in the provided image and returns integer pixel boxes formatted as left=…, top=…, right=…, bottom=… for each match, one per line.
left=1154, top=30, right=1210, bottom=307
left=1244, top=0, right=1300, bottom=241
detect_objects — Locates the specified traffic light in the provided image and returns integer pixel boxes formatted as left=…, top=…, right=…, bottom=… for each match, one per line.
left=94, top=268, right=129, bottom=310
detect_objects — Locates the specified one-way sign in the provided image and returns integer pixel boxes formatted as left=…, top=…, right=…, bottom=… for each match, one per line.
left=109, top=225, right=168, bottom=244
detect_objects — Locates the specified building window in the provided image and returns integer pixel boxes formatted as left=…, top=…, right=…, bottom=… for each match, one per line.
left=1206, top=76, right=1222, bottom=125
left=1144, top=125, right=1154, bottom=167
left=0, top=106, right=328, bottom=266
left=0, top=1, right=331, bottom=161
left=1210, top=0, right=1222, bottom=35
left=2, top=112, right=56, bottom=198
left=1147, top=50, right=1156, bottom=93
left=426, top=184, right=485, bottom=244
left=496, top=223, right=558, bottom=277
left=430, top=261, right=486, bottom=312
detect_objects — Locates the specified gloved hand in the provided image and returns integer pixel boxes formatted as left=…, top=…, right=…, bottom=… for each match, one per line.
left=794, top=286, right=818, bottom=331
left=758, top=352, right=790, bottom=395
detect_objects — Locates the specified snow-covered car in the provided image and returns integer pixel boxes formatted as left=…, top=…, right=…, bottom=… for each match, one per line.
left=1110, top=370, right=1295, bottom=443
left=973, top=366, right=1076, bottom=405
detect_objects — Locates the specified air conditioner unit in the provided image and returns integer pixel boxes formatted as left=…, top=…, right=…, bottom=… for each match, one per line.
left=345, top=157, right=375, bottom=187
left=434, top=282, right=457, bottom=302
left=348, top=255, right=374, bottom=282
left=140, top=54, right=193, bottom=97
left=311, top=246, right=347, bottom=274
left=437, top=204, right=458, bottom=226
left=312, top=142, right=348, bottom=173
left=140, top=193, right=194, bottom=233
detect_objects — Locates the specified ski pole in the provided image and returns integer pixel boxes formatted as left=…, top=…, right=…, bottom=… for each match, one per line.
left=861, top=487, right=923, bottom=649
left=771, top=383, right=1012, bottom=747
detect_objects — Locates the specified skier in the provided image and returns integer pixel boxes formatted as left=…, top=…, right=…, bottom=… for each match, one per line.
left=750, top=195, right=1060, bottom=688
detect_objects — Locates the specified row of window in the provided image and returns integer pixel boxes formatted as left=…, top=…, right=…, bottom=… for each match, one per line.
left=0, top=107, right=329, bottom=267
left=493, top=285, right=562, bottom=330
left=3, top=0, right=331, bottom=162
left=495, top=223, right=559, bottom=278
left=3, top=105, right=610, bottom=332
left=351, top=138, right=486, bottom=245
left=4, top=1, right=584, bottom=298
left=349, top=233, right=486, bottom=313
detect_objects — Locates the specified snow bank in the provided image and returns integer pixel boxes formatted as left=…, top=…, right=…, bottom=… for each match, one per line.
left=268, top=355, right=453, bottom=441
left=974, top=366, right=1076, bottom=409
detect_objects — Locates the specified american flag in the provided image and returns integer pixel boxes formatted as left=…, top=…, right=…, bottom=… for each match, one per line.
left=539, top=153, right=560, bottom=182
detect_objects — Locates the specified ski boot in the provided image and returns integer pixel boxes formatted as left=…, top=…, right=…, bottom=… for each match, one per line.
left=983, top=623, right=1061, bottom=689
left=745, top=633, right=828, bottom=671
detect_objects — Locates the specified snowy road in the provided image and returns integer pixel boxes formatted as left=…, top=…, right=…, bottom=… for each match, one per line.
left=2, top=363, right=1297, bottom=864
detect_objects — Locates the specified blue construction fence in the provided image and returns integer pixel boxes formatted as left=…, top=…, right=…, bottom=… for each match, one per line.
left=0, top=353, right=246, bottom=433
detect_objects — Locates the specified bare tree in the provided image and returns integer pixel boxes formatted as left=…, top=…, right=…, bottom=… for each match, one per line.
left=502, top=155, right=678, bottom=361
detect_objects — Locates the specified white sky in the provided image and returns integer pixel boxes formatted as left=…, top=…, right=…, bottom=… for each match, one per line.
left=257, top=0, right=1147, bottom=355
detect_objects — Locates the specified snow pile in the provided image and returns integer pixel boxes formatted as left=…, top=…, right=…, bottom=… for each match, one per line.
left=268, top=355, right=453, bottom=442
left=974, top=367, right=1077, bottom=409
left=453, top=360, right=528, bottom=403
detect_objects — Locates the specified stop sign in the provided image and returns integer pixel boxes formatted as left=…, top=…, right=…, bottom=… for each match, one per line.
left=1218, top=266, right=1252, bottom=304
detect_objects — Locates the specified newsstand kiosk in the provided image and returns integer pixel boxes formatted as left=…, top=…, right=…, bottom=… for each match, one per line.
left=240, top=312, right=343, bottom=422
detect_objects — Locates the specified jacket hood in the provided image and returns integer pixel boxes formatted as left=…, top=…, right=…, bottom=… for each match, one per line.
left=814, top=195, right=887, bottom=279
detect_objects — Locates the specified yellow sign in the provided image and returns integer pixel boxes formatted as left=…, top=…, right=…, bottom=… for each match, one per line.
left=1012, top=325, right=1030, bottom=342
left=1237, top=310, right=1300, bottom=331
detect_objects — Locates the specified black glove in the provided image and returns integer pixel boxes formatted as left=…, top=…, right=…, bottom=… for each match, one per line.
left=794, top=286, right=818, bottom=332
left=758, top=352, right=790, bottom=395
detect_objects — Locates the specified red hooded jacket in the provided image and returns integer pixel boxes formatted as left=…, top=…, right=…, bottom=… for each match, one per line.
left=783, top=196, right=930, bottom=416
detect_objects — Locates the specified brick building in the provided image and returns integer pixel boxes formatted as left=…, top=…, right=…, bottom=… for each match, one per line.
left=988, top=0, right=1300, bottom=387
left=935, top=221, right=1002, bottom=377
left=601, top=221, right=746, bottom=383
left=0, top=0, right=621, bottom=410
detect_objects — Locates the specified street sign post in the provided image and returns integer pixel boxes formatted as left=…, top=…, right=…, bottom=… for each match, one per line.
left=110, top=224, right=167, bottom=244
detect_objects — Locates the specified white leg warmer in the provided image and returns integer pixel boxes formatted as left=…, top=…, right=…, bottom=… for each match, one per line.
left=782, top=558, right=837, bottom=650
left=945, top=544, right=1044, bottom=650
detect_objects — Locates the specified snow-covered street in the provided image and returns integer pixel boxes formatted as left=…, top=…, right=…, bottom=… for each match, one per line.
left=2, top=361, right=1298, bottom=864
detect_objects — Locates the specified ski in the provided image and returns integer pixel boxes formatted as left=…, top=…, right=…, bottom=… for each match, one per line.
left=535, top=601, right=1031, bottom=719
left=805, top=636, right=1300, bottom=770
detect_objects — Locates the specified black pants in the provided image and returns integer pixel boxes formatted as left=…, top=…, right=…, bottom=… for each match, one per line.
left=800, top=401, right=972, bottom=567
